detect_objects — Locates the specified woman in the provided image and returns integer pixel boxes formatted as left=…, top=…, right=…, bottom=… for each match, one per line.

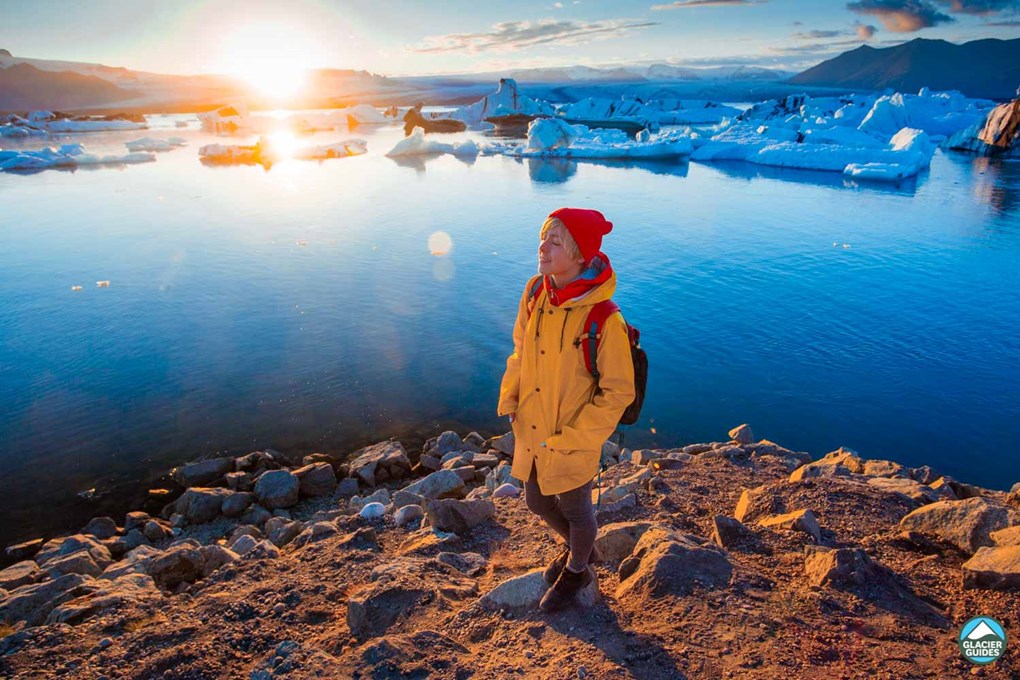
left=497, top=207, right=636, bottom=612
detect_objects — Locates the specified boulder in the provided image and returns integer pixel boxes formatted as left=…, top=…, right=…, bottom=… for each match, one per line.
left=199, top=545, right=239, bottom=578
left=632, top=450, right=665, bottom=466
left=804, top=546, right=881, bottom=588
left=337, top=527, right=379, bottom=551
left=346, top=574, right=436, bottom=639
left=302, top=452, right=340, bottom=468
left=224, top=471, right=253, bottom=492
left=333, top=477, right=361, bottom=498
left=221, top=492, right=255, bottom=518
left=789, top=462, right=852, bottom=483
left=0, top=561, right=45, bottom=590
left=425, top=499, right=495, bottom=534
left=254, top=469, right=300, bottom=510
left=595, top=521, right=655, bottom=562
left=235, top=450, right=277, bottom=473
left=598, top=493, right=638, bottom=514
left=394, top=505, right=424, bottom=526
left=471, top=453, right=500, bottom=469
left=863, top=459, right=909, bottom=478
left=479, top=568, right=599, bottom=611
left=142, top=520, right=171, bottom=544
left=990, top=526, right=1020, bottom=547
left=360, top=503, right=387, bottom=520
left=711, top=515, right=753, bottom=550
left=348, top=441, right=412, bottom=487
left=240, top=504, right=272, bottom=527
left=45, top=573, right=162, bottom=626
left=961, top=546, right=1020, bottom=591
left=146, top=545, right=205, bottom=589
left=350, top=488, right=391, bottom=513
left=246, top=539, right=281, bottom=560
left=291, top=522, right=339, bottom=549
left=172, top=457, right=233, bottom=487
left=928, top=477, right=959, bottom=500
left=44, top=552, right=103, bottom=579
left=81, top=517, right=118, bottom=540
left=815, top=447, right=866, bottom=473
left=294, top=463, right=338, bottom=497
left=615, top=528, right=732, bottom=600
left=4, top=539, right=44, bottom=561
left=866, top=477, right=944, bottom=504
left=756, top=509, right=821, bottom=543
left=419, top=454, right=442, bottom=472
left=124, top=512, right=151, bottom=532
left=434, top=431, right=463, bottom=455
left=909, top=465, right=938, bottom=485
left=898, top=497, right=1009, bottom=555
left=174, top=487, right=232, bottom=524
left=437, top=551, right=488, bottom=576
left=489, top=431, right=514, bottom=456
left=392, top=490, right=425, bottom=510
left=0, top=574, right=94, bottom=626
left=734, top=484, right=784, bottom=523
left=401, top=469, right=466, bottom=500
left=229, top=534, right=258, bottom=556
left=122, top=529, right=150, bottom=551
left=265, top=518, right=303, bottom=548
left=683, top=444, right=713, bottom=455
left=728, top=424, right=754, bottom=445
left=35, top=534, right=111, bottom=570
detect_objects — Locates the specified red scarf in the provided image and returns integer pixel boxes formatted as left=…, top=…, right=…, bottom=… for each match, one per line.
left=544, top=252, right=613, bottom=307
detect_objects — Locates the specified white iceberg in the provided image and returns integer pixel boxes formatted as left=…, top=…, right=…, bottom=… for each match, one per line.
left=385, top=128, right=479, bottom=157
left=199, top=136, right=367, bottom=165
left=0, top=144, right=155, bottom=171
left=197, top=105, right=248, bottom=134
left=558, top=97, right=741, bottom=127
left=501, top=118, right=693, bottom=160
left=334, top=104, right=389, bottom=127
left=125, top=137, right=188, bottom=152
left=450, top=78, right=556, bottom=127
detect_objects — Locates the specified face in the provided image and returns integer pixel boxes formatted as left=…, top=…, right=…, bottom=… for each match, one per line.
left=538, top=224, right=585, bottom=280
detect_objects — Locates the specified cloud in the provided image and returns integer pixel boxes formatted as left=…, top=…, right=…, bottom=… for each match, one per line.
left=792, top=29, right=845, bottom=39
left=856, top=22, right=879, bottom=37
left=412, top=19, right=659, bottom=53
left=936, top=0, right=1020, bottom=14
left=846, top=0, right=955, bottom=32
left=651, top=0, right=762, bottom=9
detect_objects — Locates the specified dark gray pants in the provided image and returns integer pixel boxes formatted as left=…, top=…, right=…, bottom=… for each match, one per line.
left=524, top=464, right=597, bottom=573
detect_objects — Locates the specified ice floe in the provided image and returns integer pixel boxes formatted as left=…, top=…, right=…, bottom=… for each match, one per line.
left=1, top=111, right=147, bottom=137
left=558, top=97, right=741, bottom=128
left=450, top=78, right=556, bottom=127
left=198, top=137, right=367, bottom=166
left=125, top=137, right=188, bottom=152
left=385, top=128, right=479, bottom=157
left=514, top=118, right=694, bottom=159
left=0, top=144, right=155, bottom=171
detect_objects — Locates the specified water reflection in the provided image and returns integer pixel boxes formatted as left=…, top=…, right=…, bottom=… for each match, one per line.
left=971, top=156, right=1020, bottom=219
left=524, top=157, right=690, bottom=184
left=704, top=159, right=923, bottom=196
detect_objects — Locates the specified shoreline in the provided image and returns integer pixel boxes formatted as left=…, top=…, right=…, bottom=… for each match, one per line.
left=1, top=424, right=1018, bottom=677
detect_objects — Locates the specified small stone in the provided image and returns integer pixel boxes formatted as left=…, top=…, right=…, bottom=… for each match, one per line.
left=124, top=512, right=151, bottom=533
left=359, top=502, right=387, bottom=520
left=757, top=509, right=822, bottom=543
left=426, top=499, right=495, bottom=534
left=394, top=505, right=425, bottom=526
left=728, top=424, right=754, bottom=445
left=81, top=517, right=118, bottom=540
left=493, top=483, right=520, bottom=499
left=172, top=457, right=234, bottom=487
left=334, top=478, right=360, bottom=498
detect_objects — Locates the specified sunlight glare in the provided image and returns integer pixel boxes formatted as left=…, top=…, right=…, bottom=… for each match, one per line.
left=428, top=231, right=453, bottom=256
left=220, top=22, right=319, bottom=99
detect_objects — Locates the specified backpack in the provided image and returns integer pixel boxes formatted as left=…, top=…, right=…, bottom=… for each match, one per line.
left=526, top=276, right=647, bottom=425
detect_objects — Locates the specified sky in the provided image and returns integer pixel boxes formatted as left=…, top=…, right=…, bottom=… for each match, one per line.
left=1, top=0, right=1018, bottom=77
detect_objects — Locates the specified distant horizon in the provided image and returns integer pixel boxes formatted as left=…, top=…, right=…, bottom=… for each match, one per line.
left=1, top=0, right=1018, bottom=82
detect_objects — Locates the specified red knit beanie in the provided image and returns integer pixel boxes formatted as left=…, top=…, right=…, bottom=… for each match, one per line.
left=548, top=207, right=613, bottom=262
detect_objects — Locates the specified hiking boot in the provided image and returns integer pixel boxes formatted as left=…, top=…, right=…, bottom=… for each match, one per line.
left=543, top=545, right=604, bottom=585
left=539, top=565, right=593, bottom=612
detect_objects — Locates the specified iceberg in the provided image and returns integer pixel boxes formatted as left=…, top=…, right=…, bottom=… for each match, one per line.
left=450, top=78, right=556, bottom=127
left=1, top=111, right=147, bottom=136
left=197, top=105, right=248, bottom=134
left=500, top=118, right=693, bottom=160
left=334, top=104, right=389, bottom=127
left=558, top=97, right=741, bottom=128
left=0, top=144, right=155, bottom=171
left=198, top=137, right=367, bottom=166
left=125, top=137, right=188, bottom=152
left=385, top=128, right=479, bottom=157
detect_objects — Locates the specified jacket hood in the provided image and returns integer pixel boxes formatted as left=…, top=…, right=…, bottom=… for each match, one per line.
left=543, top=252, right=616, bottom=308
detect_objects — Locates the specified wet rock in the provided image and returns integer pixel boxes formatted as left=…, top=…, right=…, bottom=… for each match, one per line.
left=402, top=469, right=467, bottom=500
left=425, top=499, right=495, bottom=534
left=479, top=568, right=598, bottom=611
left=81, top=517, right=118, bottom=540
left=294, top=462, right=338, bottom=497
left=757, top=509, right=821, bottom=543
left=4, top=539, right=44, bottom=561
left=35, top=535, right=112, bottom=570
left=44, top=552, right=102, bottom=579
left=898, top=497, right=1009, bottom=555
left=254, top=470, right=300, bottom=510
left=349, top=441, right=412, bottom=487
left=616, top=528, right=732, bottom=600
left=595, top=522, right=655, bottom=562
left=172, top=457, right=233, bottom=487
left=265, top=517, right=303, bottom=548
left=199, top=545, right=238, bottom=578
left=0, top=561, right=45, bottom=590
left=124, top=512, right=150, bottom=533
left=961, top=546, right=1020, bottom=591
left=45, top=573, right=162, bottom=626
left=0, top=574, right=94, bottom=626
left=728, top=424, right=754, bottom=445
left=789, top=462, right=852, bottom=482
left=174, top=487, right=232, bottom=524
left=394, top=505, right=424, bottom=526
left=711, top=515, right=753, bottom=550
left=291, top=522, right=339, bottom=549
left=437, top=551, right=488, bottom=576
left=734, top=484, right=784, bottom=523
left=493, top=483, right=520, bottom=499
left=221, top=492, right=255, bottom=518
left=804, top=546, right=881, bottom=587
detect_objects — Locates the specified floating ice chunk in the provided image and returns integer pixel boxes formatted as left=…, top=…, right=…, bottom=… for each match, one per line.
left=450, top=78, right=556, bottom=127
left=96, top=280, right=110, bottom=288
left=802, top=126, right=885, bottom=148
left=44, top=119, right=146, bottom=133
left=499, top=118, right=693, bottom=160
left=843, top=162, right=917, bottom=181
left=291, top=139, right=368, bottom=160
left=198, top=105, right=247, bottom=134
left=385, top=128, right=479, bottom=157
left=199, top=136, right=367, bottom=165
left=0, top=145, right=155, bottom=171
left=527, top=118, right=581, bottom=151
left=71, top=285, right=82, bottom=292
left=335, top=104, right=389, bottom=126
left=125, top=137, right=188, bottom=152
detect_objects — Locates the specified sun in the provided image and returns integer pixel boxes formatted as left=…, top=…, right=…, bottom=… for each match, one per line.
left=220, top=22, right=319, bottom=99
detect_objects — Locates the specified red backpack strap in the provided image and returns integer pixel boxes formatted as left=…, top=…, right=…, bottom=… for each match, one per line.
left=581, top=300, right=620, bottom=382
left=525, top=274, right=545, bottom=317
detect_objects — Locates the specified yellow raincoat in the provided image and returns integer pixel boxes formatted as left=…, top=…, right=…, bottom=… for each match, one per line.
left=497, top=270, right=636, bottom=495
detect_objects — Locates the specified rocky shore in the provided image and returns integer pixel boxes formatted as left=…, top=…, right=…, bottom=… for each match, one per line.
left=1, top=425, right=1018, bottom=679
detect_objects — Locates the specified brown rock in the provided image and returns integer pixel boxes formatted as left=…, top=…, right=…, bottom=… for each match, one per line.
left=734, top=484, right=784, bottom=523
left=804, top=546, right=879, bottom=587
left=961, top=546, right=1020, bottom=591
left=595, top=521, right=655, bottom=562
left=0, top=561, right=45, bottom=590
left=425, top=499, right=495, bottom=534
left=4, top=539, right=44, bottom=561
left=990, top=525, right=1020, bottom=547
left=728, top=424, right=754, bottom=445
left=616, top=528, right=732, bottom=600
left=710, top=515, right=752, bottom=550
left=898, top=497, right=1009, bottom=555
left=789, top=462, right=852, bottom=483
left=757, top=509, right=821, bottom=543
left=294, top=462, right=338, bottom=497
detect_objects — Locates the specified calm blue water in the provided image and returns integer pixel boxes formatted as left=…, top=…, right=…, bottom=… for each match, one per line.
left=1, top=115, right=1018, bottom=545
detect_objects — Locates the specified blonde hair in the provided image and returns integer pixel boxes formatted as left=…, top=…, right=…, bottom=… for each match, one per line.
left=540, top=217, right=583, bottom=261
